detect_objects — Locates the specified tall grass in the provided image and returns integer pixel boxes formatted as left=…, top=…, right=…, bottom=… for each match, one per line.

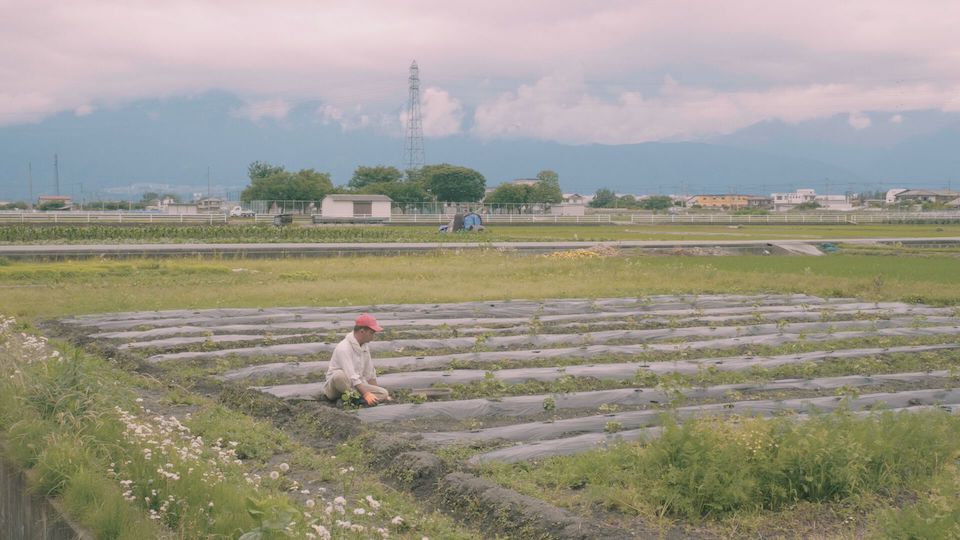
left=0, top=317, right=473, bottom=539
left=484, top=410, right=960, bottom=522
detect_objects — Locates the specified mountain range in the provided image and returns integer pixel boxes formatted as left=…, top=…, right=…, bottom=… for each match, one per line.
left=1, top=92, right=958, bottom=201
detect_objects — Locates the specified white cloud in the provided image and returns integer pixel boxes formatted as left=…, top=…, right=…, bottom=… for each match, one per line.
left=74, top=104, right=94, bottom=116
left=230, top=99, right=291, bottom=122
left=889, top=113, right=904, bottom=123
left=317, top=104, right=344, bottom=125
left=472, top=75, right=958, bottom=143
left=317, top=104, right=379, bottom=131
left=3, top=1, right=960, bottom=143
left=420, top=87, right=463, bottom=137
left=847, top=112, right=872, bottom=130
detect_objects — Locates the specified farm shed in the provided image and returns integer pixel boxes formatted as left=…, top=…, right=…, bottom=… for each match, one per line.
left=318, top=194, right=392, bottom=223
left=549, top=203, right=586, bottom=216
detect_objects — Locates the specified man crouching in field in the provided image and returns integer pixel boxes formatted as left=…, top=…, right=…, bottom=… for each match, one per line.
left=321, top=313, right=392, bottom=406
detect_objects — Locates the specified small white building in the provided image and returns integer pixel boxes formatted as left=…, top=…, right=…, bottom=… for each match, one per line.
left=549, top=203, right=586, bottom=216
left=771, top=189, right=816, bottom=211
left=164, top=203, right=199, bottom=215
left=815, top=194, right=854, bottom=211
left=320, top=194, right=392, bottom=221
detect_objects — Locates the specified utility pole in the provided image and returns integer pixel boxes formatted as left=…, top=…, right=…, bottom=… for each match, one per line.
left=207, top=166, right=211, bottom=198
left=54, top=153, right=60, bottom=195
left=403, top=60, right=425, bottom=171
left=28, top=162, right=33, bottom=209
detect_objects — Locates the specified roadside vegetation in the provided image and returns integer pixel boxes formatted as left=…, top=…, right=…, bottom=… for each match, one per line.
left=0, top=317, right=471, bottom=539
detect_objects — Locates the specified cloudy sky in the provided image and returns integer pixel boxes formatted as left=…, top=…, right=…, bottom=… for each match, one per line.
left=3, top=0, right=960, bottom=145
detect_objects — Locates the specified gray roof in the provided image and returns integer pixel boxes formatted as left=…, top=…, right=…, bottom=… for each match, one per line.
left=896, top=189, right=960, bottom=197
left=324, top=194, right=393, bottom=202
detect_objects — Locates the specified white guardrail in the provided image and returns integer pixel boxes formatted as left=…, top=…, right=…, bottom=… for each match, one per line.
left=0, top=212, right=228, bottom=224
left=387, top=214, right=612, bottom=224
left=629, top=212, right=960, bottom=224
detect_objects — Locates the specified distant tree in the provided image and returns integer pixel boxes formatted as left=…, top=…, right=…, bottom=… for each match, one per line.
left=639, top=195, right=673, bottom=211
left=531, top=169, right=563, bottom=203
left=589, top=188, right=618, bottom=208
left=794, top=201, right=822, bottom=211
left=247, top=161, right=286, bottom=180
left=359, top=181, right=429, bottom=205
left=350, top=165, right=403, bottom=189
left=421, top=164, right=486, bottom=202
left=485, top=184, right=533, bottom=207
left=241, top=166, right=333, bottom=203
left=140, top=192, right=161, bottom=205
left=403, top=167, right=426, bottom=186
left=922, top=200, right=948, bottom=211
left=0, top=201, right=27, bottom=210
left=616, top=195, right=639, bottom=209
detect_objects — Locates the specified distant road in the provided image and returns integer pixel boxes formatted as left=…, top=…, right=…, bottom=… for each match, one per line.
left=0, top=237, right=958, bottom=259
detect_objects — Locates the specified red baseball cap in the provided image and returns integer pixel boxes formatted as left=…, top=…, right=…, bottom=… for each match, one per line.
left=355, top=313, right=383, bottom=332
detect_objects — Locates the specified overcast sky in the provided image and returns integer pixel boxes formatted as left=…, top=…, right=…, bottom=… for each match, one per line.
left=3, top=0, right=960, bottom=144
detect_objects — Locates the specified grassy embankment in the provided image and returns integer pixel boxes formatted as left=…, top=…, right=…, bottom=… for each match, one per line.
left=2, top=250, right=960, bottom=538
left=0, top=222, right=959, bottom=244
left=0, top=318, right=474, bottom=539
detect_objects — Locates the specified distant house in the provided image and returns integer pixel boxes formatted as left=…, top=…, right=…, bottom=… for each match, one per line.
left=563, top=193, right=590, bottom=205
left=197, top=197, right=225, bottom=213
left=691, top=194, right=751, bottom=209
left=746, top=196, right=772, bottom=209
left=885, top=188, right=908, bottom=204
left=37, top=195, right=73, bottom=210
left=319, top=194, right=392, bottom=222
left=815, top=194, right=854, bottom=211
left=894, top=189, right=960, bottom=205
left=771, top=189, right=816, bottom=211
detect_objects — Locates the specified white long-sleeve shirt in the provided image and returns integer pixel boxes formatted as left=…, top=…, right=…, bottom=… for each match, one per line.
left=325, top=331, right=376, bottom=388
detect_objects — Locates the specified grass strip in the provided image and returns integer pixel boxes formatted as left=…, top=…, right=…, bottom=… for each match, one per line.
left=2, top=253, right=960, bottom=321
left=2, top=223, right=959, bottom=244
left=0, top=316, right=473, bottom=539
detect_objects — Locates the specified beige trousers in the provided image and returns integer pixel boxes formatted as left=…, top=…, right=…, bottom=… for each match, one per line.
left=321, top=370, right=390, bottom=402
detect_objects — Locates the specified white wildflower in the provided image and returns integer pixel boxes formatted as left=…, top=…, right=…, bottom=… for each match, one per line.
left=311, top=524, right=331, bottom=540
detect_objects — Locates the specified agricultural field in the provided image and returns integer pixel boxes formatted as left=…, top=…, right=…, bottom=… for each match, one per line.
left=0, top=222, right=959, bottom=244
left=2, top=250, right=960, bottom=538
